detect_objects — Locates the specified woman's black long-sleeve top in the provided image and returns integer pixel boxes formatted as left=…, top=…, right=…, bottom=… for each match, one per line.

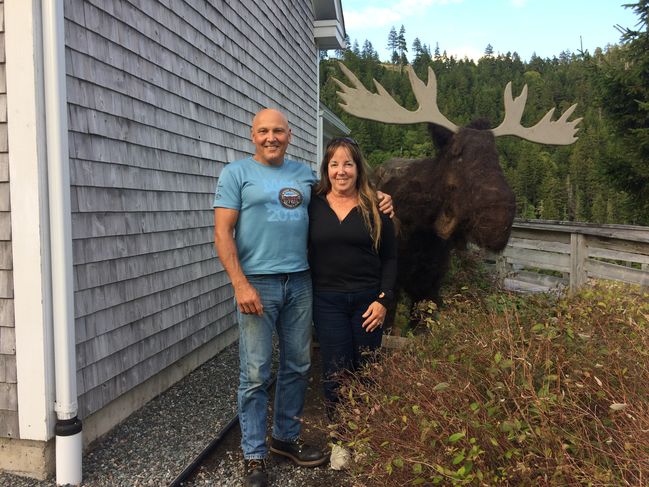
left=308, top=194, right=397, bottom=306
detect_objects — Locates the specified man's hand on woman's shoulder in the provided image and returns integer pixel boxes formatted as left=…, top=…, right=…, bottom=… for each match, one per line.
left=377, top=191, right=395, bottom=218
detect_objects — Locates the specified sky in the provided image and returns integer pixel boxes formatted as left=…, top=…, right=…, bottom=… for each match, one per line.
left=340, top=0, right=640, bottom=62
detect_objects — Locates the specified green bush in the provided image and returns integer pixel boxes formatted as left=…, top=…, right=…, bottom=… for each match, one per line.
left=393, top=249, right=499, bottom=335
left=331, top=281, right=649, bottom=485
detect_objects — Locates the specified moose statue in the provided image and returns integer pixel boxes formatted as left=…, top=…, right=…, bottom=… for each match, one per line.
left=333, top=62, right=581, bottom=314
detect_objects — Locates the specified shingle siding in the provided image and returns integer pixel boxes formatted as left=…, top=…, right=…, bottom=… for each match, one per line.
left=65, top=0, right=319, bottom=418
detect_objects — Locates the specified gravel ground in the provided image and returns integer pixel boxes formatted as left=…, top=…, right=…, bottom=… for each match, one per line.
left=0, top=341, right=356, bottom=487
left=1, top=344, right=239, bottom=487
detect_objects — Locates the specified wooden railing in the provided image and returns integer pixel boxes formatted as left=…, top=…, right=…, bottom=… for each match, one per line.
left=486, top=219, right=649, bottom=293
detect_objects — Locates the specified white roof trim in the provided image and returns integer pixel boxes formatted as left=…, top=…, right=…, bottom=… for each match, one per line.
left=314, top=20, right=345, bottom=50
left=320, top=103, right=350, bottom=135
left=312, top=0, right=346, bottom=50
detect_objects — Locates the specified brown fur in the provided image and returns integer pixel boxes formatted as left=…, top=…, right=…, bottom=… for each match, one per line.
left=374, top=124, right=516, bottom=307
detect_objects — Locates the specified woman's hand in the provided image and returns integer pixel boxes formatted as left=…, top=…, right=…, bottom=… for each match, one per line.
left=377, top=191, right=394, bottom=218
left=362, top=301, right=387, bottom=332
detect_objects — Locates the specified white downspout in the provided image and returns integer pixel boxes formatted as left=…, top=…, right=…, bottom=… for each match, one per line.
left=41, top=1, right=82, bottom=485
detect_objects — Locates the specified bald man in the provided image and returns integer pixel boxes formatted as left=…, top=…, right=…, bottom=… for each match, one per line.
left=214, top=109, right=390, bottom=486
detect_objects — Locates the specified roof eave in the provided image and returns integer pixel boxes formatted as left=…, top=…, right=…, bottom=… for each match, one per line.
left=312, top=0, right=346, bottom=50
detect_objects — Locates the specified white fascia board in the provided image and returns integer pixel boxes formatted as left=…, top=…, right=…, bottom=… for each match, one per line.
left=5, top=0, right=56, bottom=441
left=317, top=103, right=350, bottom=172
left=320, top=103, right=350, bottom=135
left=314, top=19, right=345, bottom=50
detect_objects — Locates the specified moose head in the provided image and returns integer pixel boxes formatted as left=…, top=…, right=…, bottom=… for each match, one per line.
left=333, top=62, right=581, bottom=309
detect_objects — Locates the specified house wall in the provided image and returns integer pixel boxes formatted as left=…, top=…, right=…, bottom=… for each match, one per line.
left=64, top=0, right=319, bottom=419
left=0, top=0, right=18, bottom=439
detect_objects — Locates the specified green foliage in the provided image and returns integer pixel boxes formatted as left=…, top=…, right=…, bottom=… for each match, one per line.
left=442, top=249, right=498, bottom=296
left=330, top=281, right=649, bottom=486
left=592, top=1, right=649, bottom=224
left=321, top=5, right=649, bottom=224
left=391, top=249, right=497, bottom=336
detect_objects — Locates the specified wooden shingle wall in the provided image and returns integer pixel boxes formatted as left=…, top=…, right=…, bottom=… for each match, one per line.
left=65, top=0, right=318, bottom=417
left=0, top=1, right=18, bottom=439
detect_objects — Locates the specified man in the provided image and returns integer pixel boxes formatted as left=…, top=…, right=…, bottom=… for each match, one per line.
left=213, top=109, right=391, bottom=487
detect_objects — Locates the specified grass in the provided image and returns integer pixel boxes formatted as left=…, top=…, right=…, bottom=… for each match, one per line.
left=329, top=253, right=649, bottom=486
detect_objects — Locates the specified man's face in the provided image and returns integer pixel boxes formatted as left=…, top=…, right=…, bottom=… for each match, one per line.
left=251, top=109, right=291, bottom=166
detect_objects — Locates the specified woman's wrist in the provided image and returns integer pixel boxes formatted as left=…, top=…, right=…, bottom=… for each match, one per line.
left=376, top=290, right=394, bottom=308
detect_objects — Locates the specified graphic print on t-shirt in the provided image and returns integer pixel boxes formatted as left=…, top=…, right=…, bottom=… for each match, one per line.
left=279, top=187, right=303, bottom=209
left=262, top=178, right=307, bottom=223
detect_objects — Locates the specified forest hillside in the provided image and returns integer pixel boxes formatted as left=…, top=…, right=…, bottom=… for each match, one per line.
left=319, top=2, right=649, bottom=225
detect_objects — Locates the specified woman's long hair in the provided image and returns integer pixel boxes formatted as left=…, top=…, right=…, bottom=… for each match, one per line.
left=314, top=138, right=382, bottom=251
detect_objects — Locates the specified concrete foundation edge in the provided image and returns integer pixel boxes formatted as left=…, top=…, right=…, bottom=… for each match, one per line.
left=0, top=437, right=55, bottom=480
left=0, top=325, right=238, bottom=479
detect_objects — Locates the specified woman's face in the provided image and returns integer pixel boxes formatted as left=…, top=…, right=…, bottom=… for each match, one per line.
left=327, top=146, right=358, bottom=195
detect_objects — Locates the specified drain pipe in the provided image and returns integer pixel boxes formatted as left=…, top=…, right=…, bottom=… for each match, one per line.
left=41, top=0, right=82, bottom=485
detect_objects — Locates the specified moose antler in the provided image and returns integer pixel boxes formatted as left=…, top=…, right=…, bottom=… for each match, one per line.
left=333, top=62, right=581, bottom=145
left=334, top=62, right=458, bottom=132
left=491, top=83, right=581, bottom=144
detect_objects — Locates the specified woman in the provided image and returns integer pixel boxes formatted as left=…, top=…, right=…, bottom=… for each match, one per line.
left=308, top=137, right=397, bottom=418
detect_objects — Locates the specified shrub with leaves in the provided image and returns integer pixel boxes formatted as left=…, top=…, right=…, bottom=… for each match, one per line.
left=394, top=249, right=499, bottom=335
left=331, top=281, right=649, bottom=485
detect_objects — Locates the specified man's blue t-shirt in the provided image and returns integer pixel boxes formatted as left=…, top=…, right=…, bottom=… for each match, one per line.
left=213, top=157, right=318, bottom=275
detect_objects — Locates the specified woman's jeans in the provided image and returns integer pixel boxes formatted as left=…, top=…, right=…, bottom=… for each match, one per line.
left=237, top=270, right=312, bottom=460
left=313, top=289, right=383, bottom=410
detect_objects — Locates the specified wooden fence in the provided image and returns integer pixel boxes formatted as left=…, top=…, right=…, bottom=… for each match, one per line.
left=486, top=220, right=649, bottom=293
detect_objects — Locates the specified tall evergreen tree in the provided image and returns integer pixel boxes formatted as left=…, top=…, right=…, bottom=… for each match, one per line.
left=361, top=40, right=379, bottom=60
left=412, top=37, right=423, bottom=60
left=397, top=25, right=408, bottom=62
left=335, top=34, right=350, bottom=58
left=596, top=0, right=649, bottom=223
left=387, top=26, right=398, bottom=51
left=387, top=26, right=399, bottom=64
left=352, top=39, right=360, bottom=56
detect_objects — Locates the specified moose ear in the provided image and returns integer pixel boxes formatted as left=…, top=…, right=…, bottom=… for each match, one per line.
left=428, top=123, right=454, bottom=150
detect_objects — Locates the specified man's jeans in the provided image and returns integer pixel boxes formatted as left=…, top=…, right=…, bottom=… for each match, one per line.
left=237, top=270, right=312, bottom=460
